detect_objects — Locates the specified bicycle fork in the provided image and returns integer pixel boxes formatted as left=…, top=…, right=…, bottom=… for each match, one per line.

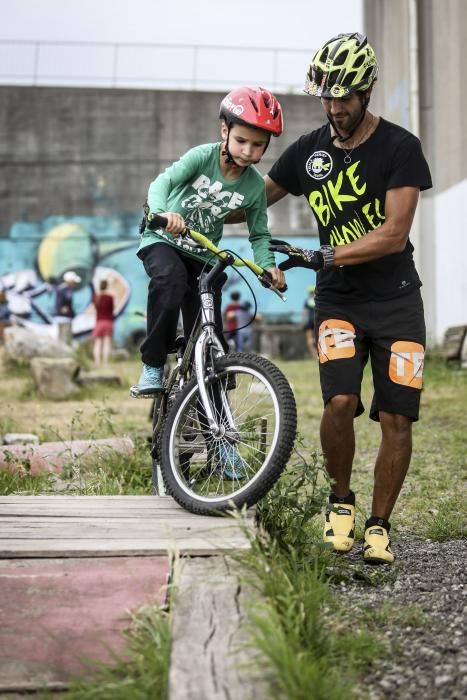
left=195, top=291, right=235, bottom=438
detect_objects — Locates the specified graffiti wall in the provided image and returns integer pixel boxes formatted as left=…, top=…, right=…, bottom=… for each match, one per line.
left=0, top=213, right=319, bottom=347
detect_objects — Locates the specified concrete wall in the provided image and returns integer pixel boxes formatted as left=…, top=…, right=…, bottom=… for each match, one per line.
left=364, top=0, right=467, bottom=344
left=0, top=86, right=322, bottom=237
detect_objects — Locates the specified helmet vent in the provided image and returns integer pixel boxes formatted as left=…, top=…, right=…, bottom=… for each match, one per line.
left=353, top=54, right=365, bottom=68
left=334, top=49, right=349, bottom=67
left=249, top=96, right=259, bottom=113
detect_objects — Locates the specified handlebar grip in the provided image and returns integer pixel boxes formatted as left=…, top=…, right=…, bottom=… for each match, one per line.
left=260, top=270, right=288, bottom=293
left=147, top=213, right=168, bottom=229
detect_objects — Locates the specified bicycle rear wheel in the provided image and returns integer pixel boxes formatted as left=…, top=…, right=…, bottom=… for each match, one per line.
left=160, top=352, right=297, bottom=515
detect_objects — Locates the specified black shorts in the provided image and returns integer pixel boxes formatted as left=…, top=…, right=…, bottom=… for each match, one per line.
left=314, top=290, right=426, bottom=422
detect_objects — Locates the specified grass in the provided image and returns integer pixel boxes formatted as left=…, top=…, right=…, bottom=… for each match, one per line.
left=1, top=347, right=466, bottom=698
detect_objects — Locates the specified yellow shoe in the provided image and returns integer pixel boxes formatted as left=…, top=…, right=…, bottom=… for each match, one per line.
left=363, top=520, right=394, bottom=564
left=323, top=495, right=355, bottom=552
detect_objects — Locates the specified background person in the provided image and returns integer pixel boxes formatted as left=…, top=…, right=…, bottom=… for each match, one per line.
left=236, top=300, right=259, bottom=352
left=0, top=289, right=12, bottom=343
left=91, top=279, right=114, bottom=365
left=54, top=270, right=81, bottom=319
left=266, top=33, right=432, bottom=564
left=223, top=290, right=242, bottom=351
left=302, top=284, right=317, bottom=358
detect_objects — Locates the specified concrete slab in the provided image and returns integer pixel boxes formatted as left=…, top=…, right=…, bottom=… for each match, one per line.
left=0, top=556, right=169, bottom=691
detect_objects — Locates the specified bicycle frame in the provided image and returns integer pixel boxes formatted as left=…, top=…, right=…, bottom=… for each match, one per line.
left=146, top=214, right=287, bottom=453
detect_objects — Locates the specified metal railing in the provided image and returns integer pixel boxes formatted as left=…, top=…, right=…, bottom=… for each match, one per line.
left=0, top=39, right=313, bottom=93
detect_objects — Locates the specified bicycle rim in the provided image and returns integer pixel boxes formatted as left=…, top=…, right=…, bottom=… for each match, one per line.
left=160, top=353, right=297, bottom=514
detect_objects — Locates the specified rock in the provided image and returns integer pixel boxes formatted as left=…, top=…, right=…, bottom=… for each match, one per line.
left=30, top=357, right=80, bottom=399
left=3, top=326, right=73, bottom=360
left=2, top=433, right=39, bottom=445
left=0, top=437, right=135, bottom=474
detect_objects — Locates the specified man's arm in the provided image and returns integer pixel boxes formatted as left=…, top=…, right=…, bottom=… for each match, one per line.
left=264, top=175, right=288, bottom=206
left=269, top=186, right=422, bottom=273
left=333, top=186, right=420, bottom=266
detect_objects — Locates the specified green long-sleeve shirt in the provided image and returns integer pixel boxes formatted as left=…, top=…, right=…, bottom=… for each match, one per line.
left=138, top=142, right=276, bottom=269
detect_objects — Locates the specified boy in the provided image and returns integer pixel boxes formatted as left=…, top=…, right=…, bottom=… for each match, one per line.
left=131, top=86, right=285, bottom=395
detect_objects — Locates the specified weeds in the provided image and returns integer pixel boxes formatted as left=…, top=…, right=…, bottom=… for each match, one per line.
left=59, top=438, right=152, bottom=495
left=255, top=438, right=330, bottom=554
left=0, top=464, right=55, bottom=495
left=51, top=604, right=170, bottom=700
left=237, top=449, right=386, bottom=700
left=420, top=497, right=466, bottom=541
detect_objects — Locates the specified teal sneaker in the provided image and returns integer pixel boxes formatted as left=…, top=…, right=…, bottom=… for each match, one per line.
left=214, top=441, right=247, bottom=480
left=130, top=364, right=164, bottom=397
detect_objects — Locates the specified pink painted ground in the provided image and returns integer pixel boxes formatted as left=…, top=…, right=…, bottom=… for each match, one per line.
left=0, top=556, right=169, bottom=688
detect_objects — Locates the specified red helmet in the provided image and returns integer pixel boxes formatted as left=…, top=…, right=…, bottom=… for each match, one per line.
left=219, top=87, right=283, bottom=136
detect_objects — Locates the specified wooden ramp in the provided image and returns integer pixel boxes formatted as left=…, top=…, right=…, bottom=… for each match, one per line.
left=0, top=495, right=253, bottom=557
left=0, top=495, right=258, bottom=696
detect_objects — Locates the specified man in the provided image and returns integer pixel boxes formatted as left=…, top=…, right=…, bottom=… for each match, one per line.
left=54, top=270, right=81, bottom=319
left=267, top=33, right=432, bottom=563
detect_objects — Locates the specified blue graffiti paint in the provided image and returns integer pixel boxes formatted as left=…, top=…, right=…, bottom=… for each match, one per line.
left=0, top=214, right=318, bottom=346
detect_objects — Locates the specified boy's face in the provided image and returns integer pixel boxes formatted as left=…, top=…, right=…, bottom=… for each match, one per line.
left=221, top=121, right=269, bottom=167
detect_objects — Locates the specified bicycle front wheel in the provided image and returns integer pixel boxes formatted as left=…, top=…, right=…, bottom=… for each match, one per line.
left=160, top=352, right=297, bottom=515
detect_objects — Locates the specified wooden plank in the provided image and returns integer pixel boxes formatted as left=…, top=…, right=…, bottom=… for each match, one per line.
left=0, top=517, right=244, bottom=527
left=0, top=496, right=253, bottom=557
left=169, top=556, right=272, bottom=700
left=0, top=539, right=251, bottom=557
left=0, top=496, right=250, bottom=517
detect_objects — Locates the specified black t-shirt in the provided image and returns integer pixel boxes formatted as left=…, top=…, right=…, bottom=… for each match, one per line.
left=268, top=118, right=432, bottom=303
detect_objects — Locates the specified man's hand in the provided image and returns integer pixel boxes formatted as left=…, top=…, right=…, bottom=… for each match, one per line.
left=265, top=266, right=286, bottom=290
left=268, top=239, right=324, bottom=271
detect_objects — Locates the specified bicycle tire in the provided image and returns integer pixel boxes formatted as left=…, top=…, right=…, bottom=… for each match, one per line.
left=160, top=352, right=297, bottom=515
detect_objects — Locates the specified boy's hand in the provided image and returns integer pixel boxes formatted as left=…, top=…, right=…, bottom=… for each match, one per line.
left=265, top=267, right=286, bottom=290
left=268, top=239, right=324, bottom=271
left=160, top=212, right=186, bottom=235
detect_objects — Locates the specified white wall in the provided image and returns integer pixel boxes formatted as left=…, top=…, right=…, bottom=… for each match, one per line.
left=433, top=179, right=467, bottom=343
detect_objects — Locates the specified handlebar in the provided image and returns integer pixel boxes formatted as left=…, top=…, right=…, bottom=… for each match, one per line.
left=146, top=212, right=287, bottom=300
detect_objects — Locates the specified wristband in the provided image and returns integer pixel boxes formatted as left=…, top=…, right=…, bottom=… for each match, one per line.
left=320, top=245, right=335, bottom=268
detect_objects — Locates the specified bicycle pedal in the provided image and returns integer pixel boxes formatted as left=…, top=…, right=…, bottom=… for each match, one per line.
left=129, top=385, right=163, bottom=399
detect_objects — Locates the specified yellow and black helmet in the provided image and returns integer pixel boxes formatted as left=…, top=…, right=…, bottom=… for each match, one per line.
left=305, top=32, right=378, bottom=99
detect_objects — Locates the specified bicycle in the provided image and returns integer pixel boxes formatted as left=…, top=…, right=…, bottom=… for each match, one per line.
left=131, top=213, right=297, bottom=515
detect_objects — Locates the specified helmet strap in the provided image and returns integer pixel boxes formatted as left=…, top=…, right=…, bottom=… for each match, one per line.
left=222, top=124, right=236, bottom=164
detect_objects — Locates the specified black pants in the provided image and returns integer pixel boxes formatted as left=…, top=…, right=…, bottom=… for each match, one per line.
left=138, top=243, right=227, bottom=367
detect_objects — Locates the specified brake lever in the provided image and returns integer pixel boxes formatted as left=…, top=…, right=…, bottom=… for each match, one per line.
left=179, top=228, right=205, bottom=249
left=258, top=273, right=287, bottom=302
